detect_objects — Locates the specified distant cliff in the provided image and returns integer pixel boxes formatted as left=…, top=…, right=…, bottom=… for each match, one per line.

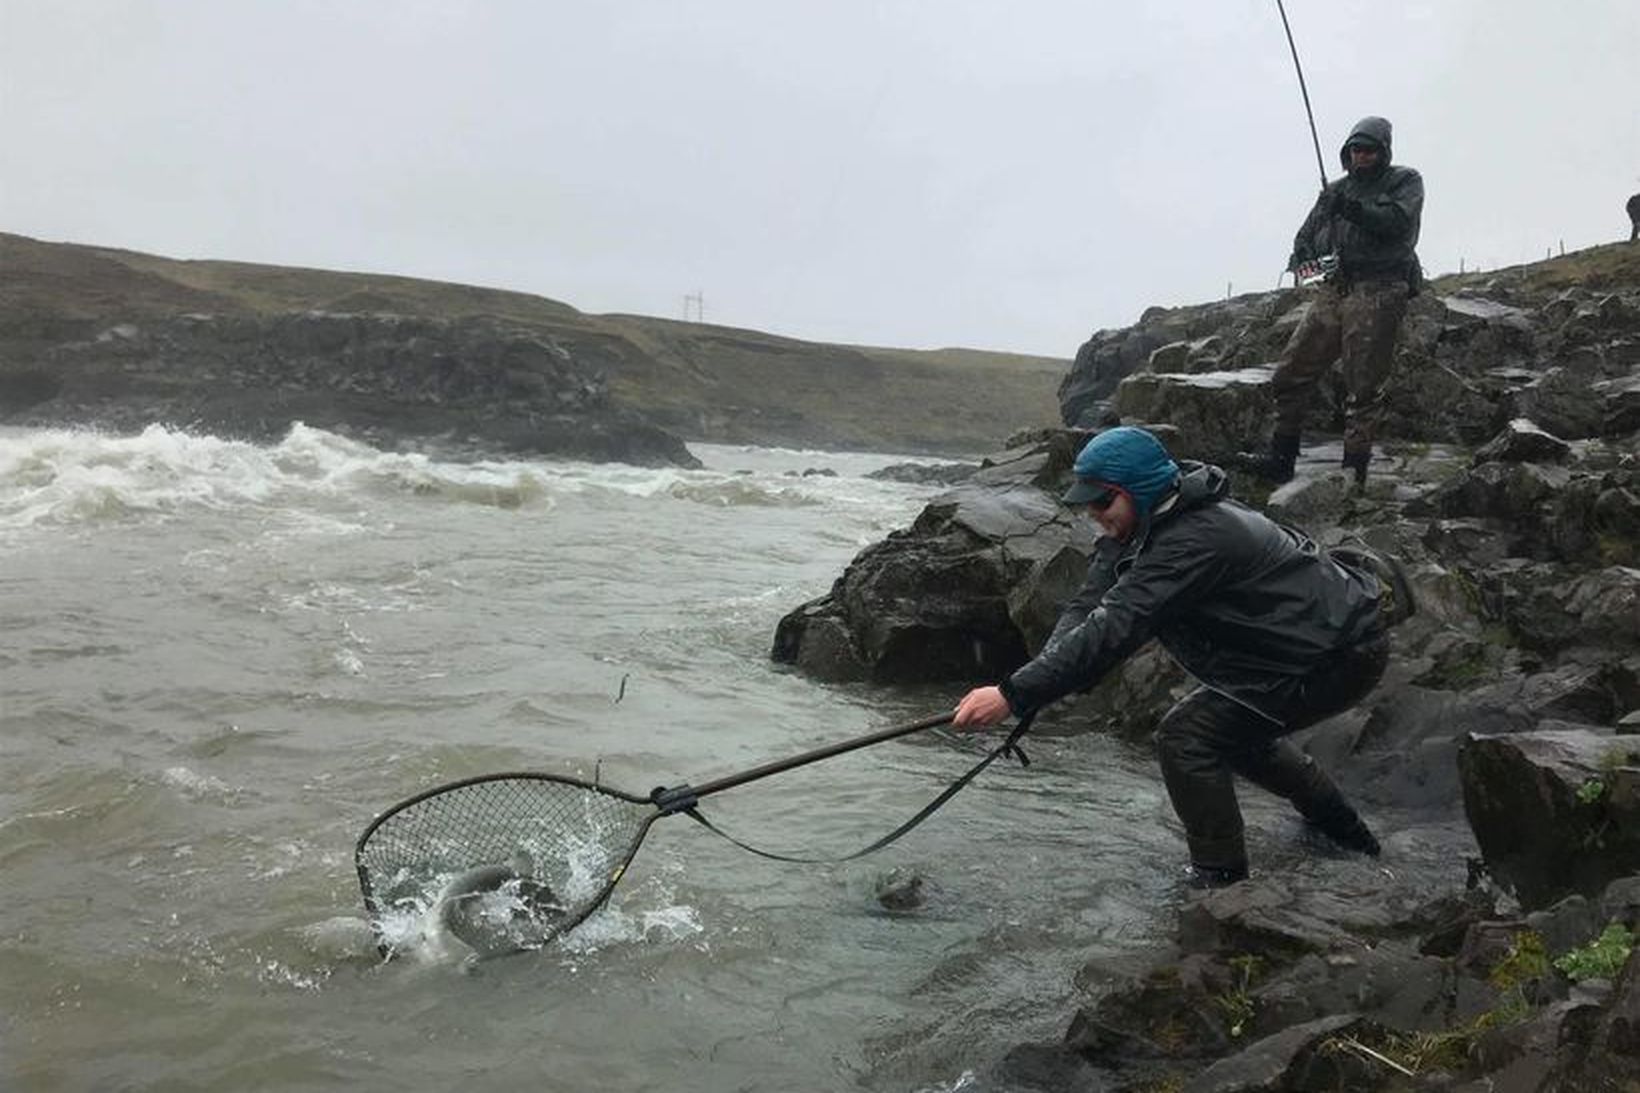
left=0, top=234, right=1064, bottom=464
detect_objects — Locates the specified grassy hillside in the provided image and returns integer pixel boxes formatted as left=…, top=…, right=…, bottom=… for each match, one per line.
left=0, top=233, right=1064, bottom=455
left=1429, top=240, right=1640, bottom=297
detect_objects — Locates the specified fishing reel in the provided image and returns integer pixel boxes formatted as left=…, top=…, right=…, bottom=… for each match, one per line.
left=1295, top=254, right=1340, bottom=287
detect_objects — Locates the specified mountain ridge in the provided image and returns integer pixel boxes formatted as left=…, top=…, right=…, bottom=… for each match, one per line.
left=0, top=232, right=1064, bottom=460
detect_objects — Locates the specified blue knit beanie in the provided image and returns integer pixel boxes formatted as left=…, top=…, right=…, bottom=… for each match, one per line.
left=1061, top=426, right=1181, bottom=515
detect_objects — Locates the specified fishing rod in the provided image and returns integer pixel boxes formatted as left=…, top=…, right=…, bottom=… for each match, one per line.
left=1274, top=0, right=1329, bottom=193
left=1274, top=0, right=1338, bottom=288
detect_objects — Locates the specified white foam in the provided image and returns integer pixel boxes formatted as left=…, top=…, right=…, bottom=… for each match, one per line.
left=0, top=423, right=276, bottom=530
left=0, top=424, right=940, bottom=543
left=161, top=765, right=240, bottom=802
left=297, top=916, right=382, bottom=962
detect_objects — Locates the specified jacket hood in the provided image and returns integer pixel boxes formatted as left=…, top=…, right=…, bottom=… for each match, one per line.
left=1339, top=116, right=1394, bottom=169
left=1159, top=461, right=1230, bottom=515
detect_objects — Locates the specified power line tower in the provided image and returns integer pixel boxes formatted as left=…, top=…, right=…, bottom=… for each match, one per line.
left=683, top=291, right=705, bottom=323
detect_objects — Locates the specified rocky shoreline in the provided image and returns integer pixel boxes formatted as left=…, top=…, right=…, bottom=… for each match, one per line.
left=775, top=243, right=1640, bottom=1090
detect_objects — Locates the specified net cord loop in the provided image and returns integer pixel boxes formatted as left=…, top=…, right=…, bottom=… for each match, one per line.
left=677, top=713, right=1034, bottom=864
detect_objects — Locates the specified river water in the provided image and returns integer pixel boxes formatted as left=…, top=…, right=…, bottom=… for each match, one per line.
left=2, top=424, right=1219, bottom=1091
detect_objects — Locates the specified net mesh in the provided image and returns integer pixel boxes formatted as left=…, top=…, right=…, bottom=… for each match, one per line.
left=356, top=774, right=657, bottom=955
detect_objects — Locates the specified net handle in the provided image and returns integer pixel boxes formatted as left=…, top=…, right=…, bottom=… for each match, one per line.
left=652, top=710, right=955, bottom=812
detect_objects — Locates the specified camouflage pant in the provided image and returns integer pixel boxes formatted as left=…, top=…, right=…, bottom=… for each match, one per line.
left=1272, top=278, right=1409, bottom=458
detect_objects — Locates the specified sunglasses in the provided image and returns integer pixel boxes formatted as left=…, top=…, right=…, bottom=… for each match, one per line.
left=1347, top=143, right=1380, bottom=155
left=1083, top=486, right=1119, bottom=511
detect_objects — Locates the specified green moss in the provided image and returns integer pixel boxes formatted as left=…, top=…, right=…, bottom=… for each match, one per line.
left=1444, top=568, right=1488, bottom=618
left=1596, top=532, right=1637, bottom=568
left=1212, top=954, right=1264, bottom=1039
left=1600, top=745, right=1638, bottom=773
left=1555, top=923, right=1635, bottom=981
left=1430, top=640, right=1502, bottom=688
left=1489, top=930, right=1550, bottom=991
left=1332, top=963, right=1541, bottom=1080
left=1578, top=778, right=1608, bottom=806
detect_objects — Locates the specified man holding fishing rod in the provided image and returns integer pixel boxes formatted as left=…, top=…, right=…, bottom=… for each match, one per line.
left=952, top=426, right=1400, bottom=889
left=1239, top=116, right=1425, bottom=489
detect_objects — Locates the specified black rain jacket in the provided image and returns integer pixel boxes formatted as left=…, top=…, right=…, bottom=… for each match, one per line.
left=1288, top=116, right=1424, bottom=286
left=1000, top=463, right=1382, bottom=725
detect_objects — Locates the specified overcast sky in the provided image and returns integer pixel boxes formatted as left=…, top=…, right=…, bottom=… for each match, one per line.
left=3, top=2, right=1637, bottom=356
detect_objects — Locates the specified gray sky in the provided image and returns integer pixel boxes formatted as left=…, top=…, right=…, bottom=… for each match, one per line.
left=3, top=1, right=1637, bottom=356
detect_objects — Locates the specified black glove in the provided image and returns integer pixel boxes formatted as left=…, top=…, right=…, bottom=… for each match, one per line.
left=1331, top=192, right=1365, bottom=223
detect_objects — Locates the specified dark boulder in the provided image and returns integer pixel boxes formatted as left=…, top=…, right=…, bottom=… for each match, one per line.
left=865, top=461, right=978, bottom=486
left=1473, top=418, right=1573, bottom=465
left=771, top=433, right=1099, bottom=683
left=1459, top=728, right=1640, bottom=909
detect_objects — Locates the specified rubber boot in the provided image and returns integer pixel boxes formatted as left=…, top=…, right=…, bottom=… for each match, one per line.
left=1232, top=431, right=1301, bottom=484
left=1341, top=447, right=1371, bottom=490
left=1306, top=808, right=1382, bottom=856
left=1235, top=741, right=1381, bottom=857
left=1184, top=862, right=1249, bottom=890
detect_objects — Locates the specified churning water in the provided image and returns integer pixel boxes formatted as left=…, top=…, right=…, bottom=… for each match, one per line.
left=2, top=423, right=1193, bottom=1091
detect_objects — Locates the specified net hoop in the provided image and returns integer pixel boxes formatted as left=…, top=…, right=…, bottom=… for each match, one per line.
left=355, top=771, right=658, bottom=958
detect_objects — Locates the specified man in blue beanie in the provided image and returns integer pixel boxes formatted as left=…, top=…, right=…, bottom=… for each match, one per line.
left=953, top=426, right=1391, bottom=888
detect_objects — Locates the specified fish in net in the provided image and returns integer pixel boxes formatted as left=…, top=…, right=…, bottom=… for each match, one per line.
left=355, top=773, right=658, bottom=957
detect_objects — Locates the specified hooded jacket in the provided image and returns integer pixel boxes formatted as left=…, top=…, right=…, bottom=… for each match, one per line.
left=1000, top=463, right=1382, bottom=723
left=1288, top=116, right=1424, bottom=285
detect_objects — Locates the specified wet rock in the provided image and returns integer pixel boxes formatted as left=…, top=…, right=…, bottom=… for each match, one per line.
left=866, top=461, right=978, bottom=486
left=1176, top=878, right=1372, bottom=959
left=1111, top=367, right=1274, bottom=462
left=1526, top=893, right=1601, bottom=956
left=1059, top=293, right=1289, bottom=427
left=771, top=433, right=1098, bottom=684
left=1459, top=728, right=1640, bottom=909
left=1597, top=374, right=1640, bottom=435
left=1146, top=341, right=1192, bottom=373
left=1473, top=418, right=1573, bottom=465
left=1470, top=999, right=1601, bottom=1092
left=1065, top=952, right=1240, bottom=1063
left=1441, top=294, right=1535, bottom=328
left=1513, top=366, right=1609, bottom=439
left=1601, top=876, right=1640, bottom=929
left=874, top=866, right=928, bottom=911
left=1181, top=1013, right=1373, bottom=1093
left=988, top=1042, right=1110, bottom=1092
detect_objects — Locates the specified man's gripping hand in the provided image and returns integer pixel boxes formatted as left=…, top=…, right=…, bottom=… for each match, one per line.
left=1329, top=190, right=1366, bottom=223
left=954, top=685, right=1013, bottom=728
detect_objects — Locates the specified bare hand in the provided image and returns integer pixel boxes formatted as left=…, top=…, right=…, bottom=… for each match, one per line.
left=953, top=686, right=1011, bottom=728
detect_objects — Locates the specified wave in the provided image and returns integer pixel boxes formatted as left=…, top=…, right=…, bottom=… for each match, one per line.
left=0, top=423, right=938, bottom=535
left=0, top=423, right=554, bottom=531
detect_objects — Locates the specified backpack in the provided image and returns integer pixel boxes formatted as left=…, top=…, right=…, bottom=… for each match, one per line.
left=1330, top=541, right=1418, bottom=629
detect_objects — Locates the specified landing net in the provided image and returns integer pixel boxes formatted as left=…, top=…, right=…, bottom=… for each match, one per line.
left=355, top=773, right=657, bottom=956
